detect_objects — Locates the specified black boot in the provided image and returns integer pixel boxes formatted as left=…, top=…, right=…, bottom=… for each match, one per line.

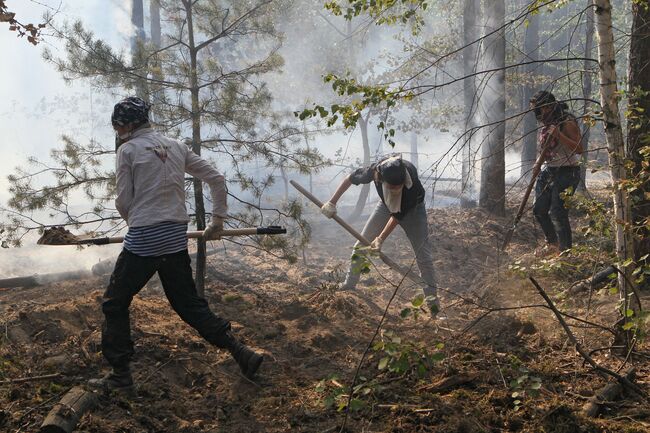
left=215, top=331, right=263, bottom=379
left=88, top=365, right=133, bottom=390
left=230, top=343, right=264, bottom=379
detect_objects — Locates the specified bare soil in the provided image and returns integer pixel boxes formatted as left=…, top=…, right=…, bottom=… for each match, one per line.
left=1, top=202, right=649, bottom=432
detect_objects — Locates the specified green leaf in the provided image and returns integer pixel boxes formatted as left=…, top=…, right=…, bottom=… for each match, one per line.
left=625, top=309, right=635, bottom=318
left=512, top=391, right=520, bottom=398
left=411, top=293, right=425, bottom=308
left=378, top=356, right=390, bottom=370
left=530, top=382, right=542, bottom=390
left=400, top=308, right=412, bottom=318
left=622, top=322, right=635, bottom=330
left=349, top=398, right=365, bottom=411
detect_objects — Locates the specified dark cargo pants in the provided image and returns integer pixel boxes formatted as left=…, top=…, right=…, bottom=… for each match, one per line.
left=533, top=166, right=580, bottom=251
left=102, top=249, right=231, bottom=369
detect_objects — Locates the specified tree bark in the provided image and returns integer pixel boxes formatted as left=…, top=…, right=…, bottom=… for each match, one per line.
left=479, top=0, right=506, bottom=216
left=150, top=0, right=161, bottom=48
left=520, top=8, right=539, bottom=182
left=410, top=130, right=418, bottom=170
left=593, top=0, right=635, bottom=301
left=349, top=114, right=371, bottom=221
left=461, top=0, right=477, bottom=208
left=39, top=387, right=97, bottom=433
left=131, top=0, right=148, bottom=99
left=185, top=0, right=207, bottom=296
left=627, top=0, right=650, bottom=259
left=579, top=2, right=595, bottom=191
left=581, top=369, right=636, bottom=417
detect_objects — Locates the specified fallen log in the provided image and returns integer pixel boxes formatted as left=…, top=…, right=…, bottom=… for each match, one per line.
left=569, top=266, right=616, bottom=294
left=418, top=373, right=478, bottom=393
left=581, top=369, right=636, bottom=417
left=39, top=386, right=97, bottom=433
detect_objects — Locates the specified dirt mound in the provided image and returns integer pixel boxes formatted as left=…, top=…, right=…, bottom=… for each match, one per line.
left=1, top=205, right=648, bottom=432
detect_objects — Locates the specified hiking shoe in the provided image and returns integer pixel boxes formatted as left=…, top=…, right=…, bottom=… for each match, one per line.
left=88, top=367, right=133, bottom=391
left=231, top=345, right=264, bottom=379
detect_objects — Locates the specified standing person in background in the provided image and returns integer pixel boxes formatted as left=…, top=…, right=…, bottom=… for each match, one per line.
left=530, top=91, right=583, bottom=255
left=90, top=97, right=262, bottom=390
left=320, top=154, right=439, bottom=316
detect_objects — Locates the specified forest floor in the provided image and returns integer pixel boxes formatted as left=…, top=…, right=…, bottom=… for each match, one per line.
left=1, top=188, right=649, bottom=433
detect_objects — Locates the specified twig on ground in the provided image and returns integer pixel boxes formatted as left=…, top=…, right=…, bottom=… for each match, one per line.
left=0, top=373, right=60, bottom=384
left=529, top=276, right=647, bottom=399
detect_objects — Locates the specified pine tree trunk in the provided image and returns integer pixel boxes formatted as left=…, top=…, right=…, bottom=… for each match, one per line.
left=149, top=0, right=164, bottom=115
left=185, top=0, right=207, bottom=296
left=479, top=0, right=506, bottom=216
left=150, top=0, right=161, bottom=48
left=627, top=0, right=650, bottom=259
left=520, top=8, right=539, bottom=182
left=131, top=0, right=148, bottom=99
left=410, top=130, right=418, bottom=169
left=579, top=2, right=595, bottom=192
left=461, top=0, right=477, bottom=208
left=349, top=114, right=371, bottom=221
left=593, top=0, right=635, bottom=298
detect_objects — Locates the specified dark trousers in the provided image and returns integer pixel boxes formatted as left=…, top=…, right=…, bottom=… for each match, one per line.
left=533, top=166, right=580, bottom=250
left=102, top=249, right=231, bottom=369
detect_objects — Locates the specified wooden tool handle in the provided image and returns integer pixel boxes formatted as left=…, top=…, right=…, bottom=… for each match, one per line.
left=79, top=227, right=286, bottom=245
left=290, top=180, right=423, bottom=285
left=501, top=134, right=555, bottom=251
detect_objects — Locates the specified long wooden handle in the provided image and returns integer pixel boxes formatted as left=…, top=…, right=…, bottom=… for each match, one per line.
left=501, top=135, right=554, bottom=250
left=290, top=180, right=423, bottom=285
left=80, top=227, right=286, bottom=245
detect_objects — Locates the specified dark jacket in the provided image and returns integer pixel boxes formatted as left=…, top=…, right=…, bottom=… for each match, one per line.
left=348, top=158, right=425, bottom=220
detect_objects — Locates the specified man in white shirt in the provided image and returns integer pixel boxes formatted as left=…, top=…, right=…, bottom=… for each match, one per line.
left=90, top=97, right=262, bottom=390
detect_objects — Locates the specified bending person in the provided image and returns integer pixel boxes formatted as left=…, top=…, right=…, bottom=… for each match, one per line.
left=321, top=154, right=439, bottom=315
left=530, top=91, right=583, bottom=255
left=90, top=97, right=263, bottom=390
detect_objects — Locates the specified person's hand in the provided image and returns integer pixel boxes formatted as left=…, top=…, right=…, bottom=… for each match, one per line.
left=321, top=201, right=337, bottom=218
left=370, top=236, right=383, bottom=252
left=203, top=217, right=224, bottom=240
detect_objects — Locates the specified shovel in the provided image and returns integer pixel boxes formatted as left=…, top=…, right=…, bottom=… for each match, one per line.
left=501, top=134, right=554, bottom=251
left=37, top=226, right=287, bottom=246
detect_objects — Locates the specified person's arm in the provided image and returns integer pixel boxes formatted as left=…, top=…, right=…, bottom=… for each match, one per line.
left=370, top=216, right=399, bottom=251
left=321, top=175, right=353, bottom=218
left=115, top=148, right=133, bottom=222
left=328, top=176, right=352, bottom=204
left=378, top=216, right=399, bottom=241
left=184, top=149, right=227, bottom=219
left=550, top=120, right=583, bottom=154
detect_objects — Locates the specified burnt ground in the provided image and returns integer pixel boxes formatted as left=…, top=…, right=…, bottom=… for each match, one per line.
left=1, top=196, right=649, bottom=433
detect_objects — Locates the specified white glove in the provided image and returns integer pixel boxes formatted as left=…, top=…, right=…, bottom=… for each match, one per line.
left=321, top=201, right=337, bottom=218
left=203, top=217, right=224, bottom=240
left=370, top=237, right=383, bottom=252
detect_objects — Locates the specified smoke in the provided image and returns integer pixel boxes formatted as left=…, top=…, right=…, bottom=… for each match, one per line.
left=0, top=235, right=121, bottom=279
left=110, top=0, right=136, bottom=39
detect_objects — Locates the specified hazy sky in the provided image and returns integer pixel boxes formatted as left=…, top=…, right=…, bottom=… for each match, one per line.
left=0, top=1, right=470, bottom=276
left=0, top=0, right=132, bottom=203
